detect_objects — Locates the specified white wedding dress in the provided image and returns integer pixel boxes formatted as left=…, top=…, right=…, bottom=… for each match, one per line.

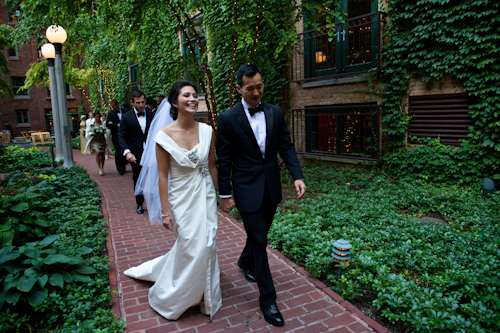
left=124, top=123, right=222, bottom=320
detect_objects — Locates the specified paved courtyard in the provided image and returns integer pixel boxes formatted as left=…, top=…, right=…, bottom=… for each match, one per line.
left=73, top=150, right=388, bottom=333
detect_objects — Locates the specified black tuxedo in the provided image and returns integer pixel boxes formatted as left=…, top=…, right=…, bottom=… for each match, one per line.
left=118, top=109, right=154, bottom=205
left=217, top=101, right=303, bottom=306
left=106, top=108, right=128, bottom=173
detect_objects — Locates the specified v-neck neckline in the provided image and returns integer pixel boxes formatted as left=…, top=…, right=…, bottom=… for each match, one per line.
left=161, top=123, right=201, bottom=152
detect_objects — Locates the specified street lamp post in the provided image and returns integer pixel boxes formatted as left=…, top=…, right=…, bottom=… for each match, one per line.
left=46, top=25, right=74, bottom=168
left=40, top=43, right=64, bottom=162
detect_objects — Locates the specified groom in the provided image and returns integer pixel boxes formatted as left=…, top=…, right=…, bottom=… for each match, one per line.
left=118, top=90, right=154, bottom=214
left=217, top=64, right=306, bottom=327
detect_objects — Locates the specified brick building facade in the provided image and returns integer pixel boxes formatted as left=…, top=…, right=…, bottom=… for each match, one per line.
left=290, top=0, right=470, bottom=162
left=0, top=0, right=90, bottom=141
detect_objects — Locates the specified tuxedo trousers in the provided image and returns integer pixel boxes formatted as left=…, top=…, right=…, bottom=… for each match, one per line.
left=131, top=162, right=144, bottom=205
left=239, top=186, right=277, bottom=307
left=112, top=138, right=126, bottom=173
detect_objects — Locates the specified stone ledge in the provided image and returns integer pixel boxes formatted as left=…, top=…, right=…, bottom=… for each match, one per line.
left=303, top=75, right=370, bottom=89
left=299, top=153, right=367, bottom=164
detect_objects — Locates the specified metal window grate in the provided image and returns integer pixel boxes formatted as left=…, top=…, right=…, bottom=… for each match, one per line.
left=292, top=104, right=379, bottom=160
left=409, top=94, right=474, bottom=146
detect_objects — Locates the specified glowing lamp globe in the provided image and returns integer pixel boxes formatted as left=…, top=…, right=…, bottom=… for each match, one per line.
left=41, top=43, right=55, bottom=59
left=46, top=25, right=67, bottom=44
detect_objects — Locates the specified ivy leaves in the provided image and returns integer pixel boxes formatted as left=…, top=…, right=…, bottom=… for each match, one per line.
left=379, top=0, right=500, bottom=175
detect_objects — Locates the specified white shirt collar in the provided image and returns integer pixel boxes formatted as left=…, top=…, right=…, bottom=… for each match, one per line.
left=241, top=99, right=262, bottom=115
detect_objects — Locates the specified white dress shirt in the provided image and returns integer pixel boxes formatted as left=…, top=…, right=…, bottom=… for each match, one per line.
left=135, top=108, right=147, bottom=133
left=242, top=98, right=266, bottom=159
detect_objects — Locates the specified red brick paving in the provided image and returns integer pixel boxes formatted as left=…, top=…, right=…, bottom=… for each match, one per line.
left=71, top=150, right=388, bottom=333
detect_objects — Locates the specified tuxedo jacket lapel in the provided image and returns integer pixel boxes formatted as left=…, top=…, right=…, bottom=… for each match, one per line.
left=233, top=103, right=262, bottom=158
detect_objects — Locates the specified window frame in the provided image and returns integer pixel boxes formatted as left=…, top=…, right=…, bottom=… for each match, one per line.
left=294, top=0, right=380, bottom=82
left=11, top=76, right=30, bottom=98
left=15, top=109, right=30, bottom=125
left=7, top=43, right=18, bottom=58
left=8, top=5, right=21, bottom=23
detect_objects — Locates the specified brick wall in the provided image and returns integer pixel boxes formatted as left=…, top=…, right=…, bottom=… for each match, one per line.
left=290, top=6, right=466, bottom=159
left=0, top=0, right=90, bottom=139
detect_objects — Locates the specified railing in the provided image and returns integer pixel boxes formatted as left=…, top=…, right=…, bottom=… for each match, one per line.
left=292, top=12, right=381, bottom=83
left=291, top=104, right=379, bottom=160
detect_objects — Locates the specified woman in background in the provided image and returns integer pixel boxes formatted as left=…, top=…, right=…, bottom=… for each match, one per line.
left=84, top=112, right=111, bottom=175
left=79, top=114, right=87, bottom=154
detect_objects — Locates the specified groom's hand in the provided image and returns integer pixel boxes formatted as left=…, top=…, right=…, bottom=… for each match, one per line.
left=126, top=152, right=137, bottom=164
left=294, top=179, right=307, bottom=199
left=220, top=197, right=235, bottom=212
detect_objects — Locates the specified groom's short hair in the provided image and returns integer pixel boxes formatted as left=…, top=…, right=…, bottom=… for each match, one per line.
left=236, top=64, right=263, bottom=86
left=130, top=90, right=145, bottom=102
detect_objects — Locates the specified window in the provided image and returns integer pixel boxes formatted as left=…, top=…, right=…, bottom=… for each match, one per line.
left=69, top=108, right=79, bottom=135
left=130, top=63, right=140, bottom=84
left=7, top=44, right=18, bottom=58
left=11, top=77, right=29, bottom=97
left=8, top=4, right=21, bottom=23
left=409, top=94, right=474, bottom=146
left=292, top=103, right=379, bottom=159
left=47, top=83, right=72, bottom=97
left=292, top=0, right=380, bottom=82
left=44, top=109, right=54, bottom=134
left=16, top=110, right=30, bottom=125
left=38, top=46, right=45, bottom=59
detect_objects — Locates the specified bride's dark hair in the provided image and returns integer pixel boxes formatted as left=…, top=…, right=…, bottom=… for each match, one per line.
left=168, top=80, right=197, bottom=120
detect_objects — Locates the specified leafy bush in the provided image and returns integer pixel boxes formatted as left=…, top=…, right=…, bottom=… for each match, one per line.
left=0, top=167, right=124, bottom=332
left=71, top=136, right=81, bottom=150
left=272, top=165, right=500, bottom=332
left=0, top=146, right=59, bottom=172
left=380, top=137, right=499, bottom=185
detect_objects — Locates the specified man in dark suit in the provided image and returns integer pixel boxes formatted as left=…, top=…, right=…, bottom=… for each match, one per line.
left=106, top=99, right=128, bottom=175
left=118, top=91, right=154, bottom=214
left=217, top=64, right=306, bottom=327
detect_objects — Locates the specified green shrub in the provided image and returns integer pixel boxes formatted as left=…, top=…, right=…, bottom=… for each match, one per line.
left=0, top=146, right=59, bottom=172
left=0, top=167, right=124, bottom=332
left=71, top=136, right=81, bottom=150
left=380, top=137, right=499, bottom=185
left=272, top=166, right=500, bottom=332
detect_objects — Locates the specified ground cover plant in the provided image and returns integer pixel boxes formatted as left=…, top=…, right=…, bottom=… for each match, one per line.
left=0, top=165, right=124, bottom=332
left=271, top=163, right=500, bottom=332
left=0, top=146, right=59, bottom=172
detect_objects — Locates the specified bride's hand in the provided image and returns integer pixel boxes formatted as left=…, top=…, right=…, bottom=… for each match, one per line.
left=162, top=213, right=174, bottom=231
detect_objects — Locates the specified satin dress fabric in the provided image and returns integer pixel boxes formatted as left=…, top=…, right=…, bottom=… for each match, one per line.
left=124, top=123, right=222, bottom=320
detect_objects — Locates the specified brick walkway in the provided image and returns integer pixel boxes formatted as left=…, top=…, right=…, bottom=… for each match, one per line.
left=72, top=150, right=388, bottom=333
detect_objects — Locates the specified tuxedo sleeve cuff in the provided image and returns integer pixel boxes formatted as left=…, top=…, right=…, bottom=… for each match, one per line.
left=219, top=194, right=232, bottom=199
left=123, top=149, right=131, bottom=157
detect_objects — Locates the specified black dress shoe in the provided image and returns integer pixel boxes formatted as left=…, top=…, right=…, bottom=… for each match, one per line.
left=119, top=171, right=125, bottom=175
left=261, top=303, right=284, bottom=326
left=136, top=205, right=144, bottom=214
left=237, top=260, right=257, bottom=283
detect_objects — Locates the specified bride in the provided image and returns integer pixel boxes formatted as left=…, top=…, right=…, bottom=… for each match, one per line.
left=124, top=81, right=222, bottom=319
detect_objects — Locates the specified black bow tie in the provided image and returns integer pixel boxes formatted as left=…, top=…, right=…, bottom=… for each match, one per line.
left=248, top=104, right=264, bottom=116
left=137, top=111, right=145, bottom=117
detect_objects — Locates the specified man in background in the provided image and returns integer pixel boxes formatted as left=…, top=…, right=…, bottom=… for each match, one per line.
left=106, top=99, right=128, bottom=175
